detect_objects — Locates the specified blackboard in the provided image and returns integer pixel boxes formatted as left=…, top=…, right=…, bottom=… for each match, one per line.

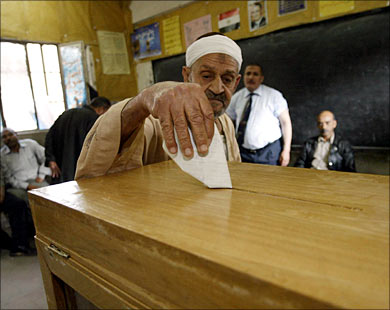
left=153, top=8, right=389, bottom=147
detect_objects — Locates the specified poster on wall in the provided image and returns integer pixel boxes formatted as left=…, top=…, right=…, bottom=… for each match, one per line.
left=136, top=61, right=154, bottom=93
left=59, top=41, right=88, bottom=109
left=248, top=0, right=268, bottom=31
left=97, top=31, right=130, bottom=75
left=278, top=0, right=306, bottom=16
left=218, top=8, right=240, bottom=33
left=184, top=15, right=212, bottom=48
left=131, top=23, right=162, bottom=60
left=163, top=15, right=183, bottom=56
left=319, top=0, right=354, bottom=17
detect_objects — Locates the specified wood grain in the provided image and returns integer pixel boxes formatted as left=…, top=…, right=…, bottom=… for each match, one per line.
left=30, top=162, right=389, bottom=309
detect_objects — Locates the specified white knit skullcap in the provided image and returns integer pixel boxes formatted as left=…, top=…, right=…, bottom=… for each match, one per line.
left=186, top=35, right=242, bottom=70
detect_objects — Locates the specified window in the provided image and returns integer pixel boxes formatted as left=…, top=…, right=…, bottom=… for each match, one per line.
left=1, top=41, right=65, bottom=131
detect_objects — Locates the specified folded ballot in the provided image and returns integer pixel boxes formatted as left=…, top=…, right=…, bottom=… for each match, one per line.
left=162, top=124, right=232, bottom=189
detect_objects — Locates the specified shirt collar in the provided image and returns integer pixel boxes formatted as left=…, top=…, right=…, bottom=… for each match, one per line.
left=245, top=84, right=263, bottom=98
left=318, top=133, right=335, bottom=144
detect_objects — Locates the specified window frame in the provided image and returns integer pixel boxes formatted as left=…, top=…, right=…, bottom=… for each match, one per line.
left=0, top=38, right=67, bottom=132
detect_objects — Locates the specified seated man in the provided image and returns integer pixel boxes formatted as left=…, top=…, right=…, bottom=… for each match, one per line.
left=294, top=110, right=356, bottom=172
left=75, top=33, right=242, bottom=179
left=1, top=169, right=36, bottom=256
left=1, top=128, right=50, bottom=203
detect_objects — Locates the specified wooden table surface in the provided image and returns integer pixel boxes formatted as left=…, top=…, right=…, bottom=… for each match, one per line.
left=30, top=161, right=389, bottom=309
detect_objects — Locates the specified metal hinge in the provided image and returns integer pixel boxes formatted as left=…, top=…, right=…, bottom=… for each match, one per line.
left=48, top=244, right=70, bottom=259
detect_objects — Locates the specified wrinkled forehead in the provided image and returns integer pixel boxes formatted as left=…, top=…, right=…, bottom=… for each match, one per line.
left=193, top=53, right=240, bottom=73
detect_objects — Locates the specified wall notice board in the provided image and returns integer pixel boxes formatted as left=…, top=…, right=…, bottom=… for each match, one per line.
left=153, top=9, right=389, bottom=147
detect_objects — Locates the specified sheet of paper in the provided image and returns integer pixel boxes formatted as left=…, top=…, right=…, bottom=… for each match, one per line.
left=162, top=124, right=232, bottom=189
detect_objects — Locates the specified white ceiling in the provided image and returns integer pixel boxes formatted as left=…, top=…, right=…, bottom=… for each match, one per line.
left=130, top=0, right=195, bottom=24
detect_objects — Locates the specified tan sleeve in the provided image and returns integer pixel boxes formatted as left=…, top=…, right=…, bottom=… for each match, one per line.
left=219, top=114, right=241, bottom=162
left=142, top=116, right=170, bottom=165
left=75, top=99, right=145, bottom=179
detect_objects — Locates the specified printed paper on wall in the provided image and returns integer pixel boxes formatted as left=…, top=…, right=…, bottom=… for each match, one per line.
left=184, top=15, right=212, bottom=48
left=163, top=16, right=183, bottom=56
left=97, top=31, right=130, bottom=75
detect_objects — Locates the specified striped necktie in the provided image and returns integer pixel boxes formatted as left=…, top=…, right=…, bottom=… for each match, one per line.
left=236, top=93, right=255, bottom=146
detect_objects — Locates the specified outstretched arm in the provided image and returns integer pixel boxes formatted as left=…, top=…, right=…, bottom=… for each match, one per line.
left=76, top=82, right=215, bottom=179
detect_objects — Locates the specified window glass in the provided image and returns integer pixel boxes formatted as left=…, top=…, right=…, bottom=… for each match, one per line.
left=0, top=42, right=37, bottom=131
left=27, top=43, right=44, bottom=73
left=27, top=43, right=65, bottom=129
left=1, top=41, right=66, bottom=131
left=42, top=44, right=60, bottom=73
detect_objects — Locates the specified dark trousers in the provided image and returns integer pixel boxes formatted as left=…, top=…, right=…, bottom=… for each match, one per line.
left=0, top=192, right=35, bottom=249
left=240, top=139, right=282, bottom=165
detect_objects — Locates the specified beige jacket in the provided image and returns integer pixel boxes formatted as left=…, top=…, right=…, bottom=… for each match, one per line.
left=75, top=99, right=241, bottom=179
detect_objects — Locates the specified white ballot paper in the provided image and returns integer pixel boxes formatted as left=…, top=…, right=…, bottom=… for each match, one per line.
left=162, top=124, right=232, bottom=188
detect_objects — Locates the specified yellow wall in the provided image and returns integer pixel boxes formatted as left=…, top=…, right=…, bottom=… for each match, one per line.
left=1, top=0, right=138, bottom=101
left=1, top=0, right=388, bottom=99
left=133, top=0, right=389, bottom=63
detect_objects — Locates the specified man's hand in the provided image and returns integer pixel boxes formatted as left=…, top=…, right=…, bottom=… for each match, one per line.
left=27, top=184, right=39, bottom=190
left=128, top=82, right=215, bottom=158
left=49, top=161, right=61, bottom=178
left=35, top=177, right=44, bottom=183
left=279, top=149, right=290, bottom=167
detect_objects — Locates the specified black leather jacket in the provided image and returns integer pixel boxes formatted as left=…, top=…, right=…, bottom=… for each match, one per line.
left=294, top=134, right=356, bottom=172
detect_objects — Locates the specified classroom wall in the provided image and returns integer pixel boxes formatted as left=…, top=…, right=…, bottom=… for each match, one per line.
left=132, top=0, right=389, bottom=63
left=0, top=0, right=138, bottom=102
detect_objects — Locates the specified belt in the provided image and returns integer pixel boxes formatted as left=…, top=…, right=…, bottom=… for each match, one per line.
left=240, top=146, right=263, bottom=154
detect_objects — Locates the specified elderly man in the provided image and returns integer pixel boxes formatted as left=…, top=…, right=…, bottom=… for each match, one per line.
left=294, top=110, right=356, bottom=172
left=1, top=128, right=50, bottom=203
left=75, top=33, right=242, bottom=179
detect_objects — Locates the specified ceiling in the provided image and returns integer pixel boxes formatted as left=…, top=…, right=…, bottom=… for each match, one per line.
left=129, top=0, right=194, bottom=24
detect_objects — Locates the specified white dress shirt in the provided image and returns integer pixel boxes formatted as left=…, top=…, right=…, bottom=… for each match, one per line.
left=1, top=139, right=50, bottom=189
left=226, top=84, right=288, bottom=150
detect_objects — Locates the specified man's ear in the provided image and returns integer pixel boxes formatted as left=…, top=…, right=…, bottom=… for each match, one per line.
left=182, top=66, right=191, bottom=82
left=233, top=74, right=242, bottom=92
left=259, top=75, right=264, bottom=84
left=333, top=120, right=338, bottom=129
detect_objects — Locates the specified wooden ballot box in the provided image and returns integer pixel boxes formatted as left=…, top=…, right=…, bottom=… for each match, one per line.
left=29, top=161, right=389, bottom=309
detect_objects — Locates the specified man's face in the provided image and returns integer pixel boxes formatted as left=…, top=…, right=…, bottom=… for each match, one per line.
left=244, top=65, right=264, bottom=92
left=2, top=129, right=19, bottom=149
left=251, top=5, right=261, bottom=22
left=95, top=107, right=109, bottom=116
left=182, top=53, right=241, bottom=118
left=317, top=112, right=337, bottom=139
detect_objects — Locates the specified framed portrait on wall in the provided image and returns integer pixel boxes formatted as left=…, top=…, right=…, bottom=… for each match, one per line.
left=248, top=0, right=268, bottom=31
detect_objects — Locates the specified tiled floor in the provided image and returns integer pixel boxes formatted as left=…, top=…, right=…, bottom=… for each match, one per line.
left=1, top=248, right=48, bottom=309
